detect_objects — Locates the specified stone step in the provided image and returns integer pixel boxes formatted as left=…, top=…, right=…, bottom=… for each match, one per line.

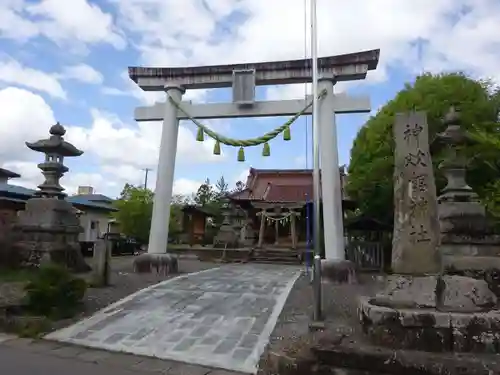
left=252, top=250, right=299, bottom=257
left=252, top=256, right=300, bottom=262
left=252, top=258, right=300, bottom=263
left=250, top=258, right=302, bottom=265
left=250, top=253, right=302, bottom=264
left=252, top=255, right=299, bottom=260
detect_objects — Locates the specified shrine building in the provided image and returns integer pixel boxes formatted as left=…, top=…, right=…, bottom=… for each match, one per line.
left=227, top=167, right=355, bottom=249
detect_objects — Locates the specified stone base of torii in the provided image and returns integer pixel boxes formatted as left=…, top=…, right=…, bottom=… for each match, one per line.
left=128, top=49, right=380, bottom=279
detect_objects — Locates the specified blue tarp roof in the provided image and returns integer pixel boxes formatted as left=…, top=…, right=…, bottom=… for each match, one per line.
left=0, top=183, right=117, bottom=211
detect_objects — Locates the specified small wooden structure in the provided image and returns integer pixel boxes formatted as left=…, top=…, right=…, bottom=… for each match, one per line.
left=181, top=205, right=212, bottom=246
left=344, top=215, right=392, bottom=271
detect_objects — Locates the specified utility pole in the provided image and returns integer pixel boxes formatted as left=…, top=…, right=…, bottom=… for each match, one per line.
left=142, top=168, right=152, bottom=190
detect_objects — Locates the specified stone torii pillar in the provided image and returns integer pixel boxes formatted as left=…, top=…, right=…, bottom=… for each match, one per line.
left=148, top=85, right=184, bottom=256
left=128, top=49, right=380, bottom=272
left=318, top=76, right=344, bottom=261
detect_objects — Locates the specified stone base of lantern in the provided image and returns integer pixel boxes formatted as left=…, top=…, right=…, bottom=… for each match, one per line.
left=359, top=274, right=500, bottom=353
left=14, top=198, right=91, bottom=273
left=133, top=253, right=179, bottom=275
left=321, top=259, right=357, bottom=284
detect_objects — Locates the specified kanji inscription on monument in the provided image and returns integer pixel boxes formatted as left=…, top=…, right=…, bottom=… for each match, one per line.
left=392, top=111, right=440, bottom=274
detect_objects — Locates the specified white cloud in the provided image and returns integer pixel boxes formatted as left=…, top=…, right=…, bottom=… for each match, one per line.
left=59, top=63, right=103, bottom=84
left=112, top=0, right=500, bottom=87
left=0, top=0, right=39, bottom=41
left=0, top=0, right=125, bottom=51
left=102, top=71, right=210, bottom=105
left=0, top=59, right=66, bottom=99
left=28, top=0, right=125, bottom=49
left=0, top=87, right=56, bottom=160
left=65, top=109, right=224, bottom=168
left=0, top=87, right=226, bottom=198
left=3, top=160, right=117, bottom=197
left=173, top=178, right=203, bottom=196
left=232, top=168, right=251, bottom=188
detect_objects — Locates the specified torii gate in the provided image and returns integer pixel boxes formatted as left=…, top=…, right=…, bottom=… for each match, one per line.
left=129, top=49, right=380, bottom=263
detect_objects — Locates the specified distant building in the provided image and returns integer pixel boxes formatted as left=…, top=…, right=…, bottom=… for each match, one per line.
left=0, top=167, right=118, bottom=243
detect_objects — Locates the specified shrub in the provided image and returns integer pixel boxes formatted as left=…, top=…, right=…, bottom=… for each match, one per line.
left=0, top=236, right=25, bottom=269
left=24, top=264, right=87, bottom=319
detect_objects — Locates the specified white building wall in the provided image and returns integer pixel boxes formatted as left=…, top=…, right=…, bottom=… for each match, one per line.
left=78, top=210, right=113, bottom=242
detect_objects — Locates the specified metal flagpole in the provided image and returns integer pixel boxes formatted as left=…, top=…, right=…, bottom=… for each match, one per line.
left=305, top=193, right=311, bottom=276
left=310, top=0, right=323, bottom=324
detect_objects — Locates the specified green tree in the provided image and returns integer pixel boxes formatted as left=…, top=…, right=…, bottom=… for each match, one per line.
left=470, top=120, right=500, bottom=219
left=113, top=184, right=154, bottom=243
left=113, top=186, right=191, bottom=243
left=214, top=175, right=229, bottom=198
left=194, top=178, right=215, bottom=207
left=347, top=73, right=500, bottom=223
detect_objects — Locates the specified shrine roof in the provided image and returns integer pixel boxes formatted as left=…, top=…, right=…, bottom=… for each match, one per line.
left=129, top=49, right=380, bottom=90
left=264, top=184, right=313, bottom=203
left=228, top=167, right=354, bottom=205
left=0, top=167, right=20, bottom=179
left=181, top=204, right=214, bottom=216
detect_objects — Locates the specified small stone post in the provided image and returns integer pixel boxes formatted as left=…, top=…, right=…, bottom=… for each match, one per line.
left=92, top=239, right=111, bottom=287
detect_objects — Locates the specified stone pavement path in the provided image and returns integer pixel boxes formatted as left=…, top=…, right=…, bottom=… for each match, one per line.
left=46, top=264, right=302, bottom=374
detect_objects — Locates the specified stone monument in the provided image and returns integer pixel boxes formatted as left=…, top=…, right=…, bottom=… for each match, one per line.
left=240, top=216, right=256, bottom=247
left=392, top=111, right=441, bottom=274
left=359, top=109, right=500, bottom=353
left=14, top=123, right=90, bottom=272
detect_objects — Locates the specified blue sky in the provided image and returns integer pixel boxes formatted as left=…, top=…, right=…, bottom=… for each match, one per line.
left=0, top=0, right=498, bottom=198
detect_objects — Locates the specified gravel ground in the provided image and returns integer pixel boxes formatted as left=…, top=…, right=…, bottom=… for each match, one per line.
left=259, top=272, right=386, bottom=374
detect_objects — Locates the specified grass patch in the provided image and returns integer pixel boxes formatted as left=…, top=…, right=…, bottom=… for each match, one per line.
left=0, top=311, right=52, bottom=338
left=0, top=268, right=38, bottom=283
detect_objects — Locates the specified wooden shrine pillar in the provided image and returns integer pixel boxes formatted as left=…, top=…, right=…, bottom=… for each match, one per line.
left=290, top=210, right=297, bottom=249
left=274, top=220, right=279, bottom=245
left=257, top=209, right=266, bottom=248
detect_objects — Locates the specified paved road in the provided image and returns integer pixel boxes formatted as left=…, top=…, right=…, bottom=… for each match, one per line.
left=0, top=345, right=139, bottom=375
left=46, top=264, right=301, bottom=374
left=0, top=337, right=235, bottom=375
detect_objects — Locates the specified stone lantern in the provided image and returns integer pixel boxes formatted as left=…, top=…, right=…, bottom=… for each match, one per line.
left=436, top=107, right=500, bottom=276
left=26, top=122, right=83, bottom=198
left=213, top=196, right=239, bottom=248
left=15, top=123, right=90, bottom=272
